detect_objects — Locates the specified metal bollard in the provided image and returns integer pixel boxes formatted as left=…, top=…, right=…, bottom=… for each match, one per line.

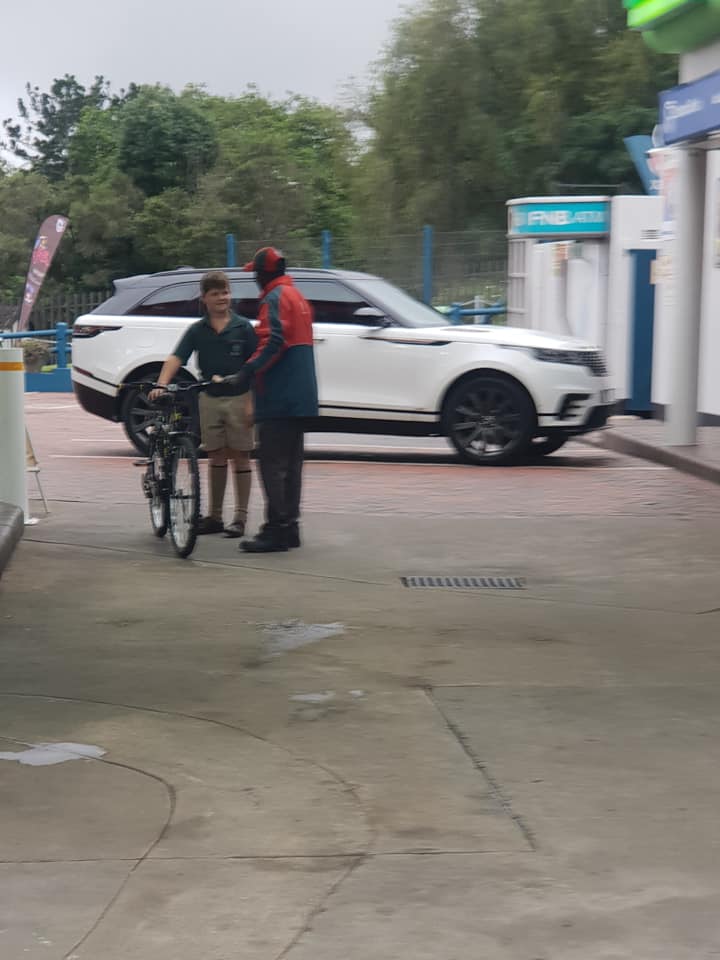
left=0, top=347, right=28, bottom=518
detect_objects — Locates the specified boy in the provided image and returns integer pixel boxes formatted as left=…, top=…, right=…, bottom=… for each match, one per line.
left=151, top=271, right=257, bottom=536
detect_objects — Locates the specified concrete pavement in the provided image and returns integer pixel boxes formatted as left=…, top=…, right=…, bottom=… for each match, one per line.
left=2, top=397, right=720, bottom=958
left=597, top=418, right=720, bottom=487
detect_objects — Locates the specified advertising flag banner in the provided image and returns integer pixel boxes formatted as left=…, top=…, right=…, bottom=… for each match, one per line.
left=18, top=215, right=69, bottom=331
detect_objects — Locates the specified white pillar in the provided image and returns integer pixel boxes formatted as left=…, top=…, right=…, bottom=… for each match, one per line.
left=0, top=348, right=27, bottom=517
left=667, top=147, right=706, bottom=446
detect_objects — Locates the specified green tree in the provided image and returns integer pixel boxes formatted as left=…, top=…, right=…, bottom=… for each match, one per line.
left=2, top=75, right=113, bottom=179
left=67, top=101, right=125, bottom=177
left=60, top=172, right=145, bottom=287
left=173, top=91, right=355, bottom=266
left=117, top=86, right=218, bottom=196
left=284, top=96, right=355, bottom=243
left=130, top=188, right=193, bottom=272
left=359, top=0, right=497, bottom=232
left=0, top=80, right=358, bottom=290
left=358, top=0, right=678, bottom=231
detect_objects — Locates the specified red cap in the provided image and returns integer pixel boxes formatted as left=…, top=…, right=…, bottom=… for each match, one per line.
left=242, top=247, right=286, bottom=273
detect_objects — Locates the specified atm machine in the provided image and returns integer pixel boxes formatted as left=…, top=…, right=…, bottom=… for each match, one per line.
left=506, top=195, right=662, bottom=413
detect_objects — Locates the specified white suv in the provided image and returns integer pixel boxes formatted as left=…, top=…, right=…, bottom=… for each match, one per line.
left=71, top=267, right=613, bottom=464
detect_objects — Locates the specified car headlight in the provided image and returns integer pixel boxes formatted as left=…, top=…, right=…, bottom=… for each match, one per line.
left=533, top=348, right=608, bottom=376
left=533, top=348, right=588, bottom=364
left=500, top=345, right=608, bottom=375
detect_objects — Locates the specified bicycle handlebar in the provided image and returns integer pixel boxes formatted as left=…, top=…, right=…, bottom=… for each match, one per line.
left=120, top=380, right=213, bottom=393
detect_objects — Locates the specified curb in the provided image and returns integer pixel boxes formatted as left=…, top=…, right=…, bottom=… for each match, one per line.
left=598, top=430, right=720, bottom=487
left=0, top=503, right=24, bottom=579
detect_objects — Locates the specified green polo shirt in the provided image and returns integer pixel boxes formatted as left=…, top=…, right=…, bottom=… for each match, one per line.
left=173, top=312, right=257, bottom=382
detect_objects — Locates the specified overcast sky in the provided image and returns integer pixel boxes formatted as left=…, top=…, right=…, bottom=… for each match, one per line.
left=1, top=0, right=411, bottom=127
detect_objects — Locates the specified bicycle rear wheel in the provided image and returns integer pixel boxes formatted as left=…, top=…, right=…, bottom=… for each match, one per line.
left=144, top=439, right=168, bottom=538
left=168, top=435, right=200, bottom=558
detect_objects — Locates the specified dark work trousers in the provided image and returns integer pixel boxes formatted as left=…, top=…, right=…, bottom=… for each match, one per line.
left=257, top=419, right=305, bottom=530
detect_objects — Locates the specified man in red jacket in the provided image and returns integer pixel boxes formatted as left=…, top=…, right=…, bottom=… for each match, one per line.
left=221, top=247, right=318, bottom=553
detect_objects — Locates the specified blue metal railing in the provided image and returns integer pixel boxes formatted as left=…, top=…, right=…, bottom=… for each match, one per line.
left=0, top=322, right=70, bottom=367
left=446, top=304, right=506, bottom=325
left=322, top=230, right=333, bottom=269
left=225, top=234, right=237, bottom=269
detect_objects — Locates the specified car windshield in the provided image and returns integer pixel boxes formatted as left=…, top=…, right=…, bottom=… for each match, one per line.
left=347, top=278, right=447, bottom=328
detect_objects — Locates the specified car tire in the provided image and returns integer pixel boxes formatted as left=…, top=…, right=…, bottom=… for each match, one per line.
left=444, top=374, right=536, bottom=466
left=530, top=435, right=568, bottom=457
left=121, top=373, right=198, bottom=455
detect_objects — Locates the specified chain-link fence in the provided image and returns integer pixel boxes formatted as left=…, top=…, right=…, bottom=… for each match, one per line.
left=231, top=235, right=322, bottom=274
left=1, top=227, right=508, bottom=329
left=233, top=227, right=508, bottom=306
left=431, top=230, right=507, bottom=305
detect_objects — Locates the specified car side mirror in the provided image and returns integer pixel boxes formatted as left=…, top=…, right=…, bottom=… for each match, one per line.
left=354, top=306, right=392, bottom=328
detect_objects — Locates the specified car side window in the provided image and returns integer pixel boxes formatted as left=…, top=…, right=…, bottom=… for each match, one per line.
left=293, top=280, right=370, bottom=325
left=230, top=280, right=260, bottom=320
left=131, top=283, right=201, bottom=318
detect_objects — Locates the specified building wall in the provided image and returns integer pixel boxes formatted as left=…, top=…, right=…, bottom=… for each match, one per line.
left=607, top=196, right=662, bottom=400
left=651, top=240, right=674, bottom=410
left=652, top=147, right=720, bottom=419
left=698, top=149, right=720, bottom=417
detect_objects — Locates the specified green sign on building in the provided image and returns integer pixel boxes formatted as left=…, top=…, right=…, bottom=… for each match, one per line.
left=625, top=0, right=720, bottom=53
left=625, top=0, right=695, bottom=30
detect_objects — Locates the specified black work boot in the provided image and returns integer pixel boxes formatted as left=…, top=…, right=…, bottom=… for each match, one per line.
left=287, top=523, right=301, bottom=549
left=240, top=525, right=288, bottom=553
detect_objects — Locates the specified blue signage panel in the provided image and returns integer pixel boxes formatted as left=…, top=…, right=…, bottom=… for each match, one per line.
left=624, top=135, right=660, bottom=194
left=508, top=200, right=610, bottom=237
left=659, top=68, right=720, bottom=144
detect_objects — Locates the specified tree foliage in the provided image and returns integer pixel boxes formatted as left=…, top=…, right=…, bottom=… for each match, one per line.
left=116, top=87, right=219, bottom=196
left=0, top=3, right=677, bottom=298
left=355, top=0, right=677, bottom=232
left=2, top=74, right=118, bottom=180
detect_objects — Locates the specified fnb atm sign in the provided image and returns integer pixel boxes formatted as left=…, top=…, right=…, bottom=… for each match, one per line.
left=508, top=201, right=610, bottom=237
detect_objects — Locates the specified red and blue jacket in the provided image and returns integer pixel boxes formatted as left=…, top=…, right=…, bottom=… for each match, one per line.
left=246, top=275, right=318, bottom=421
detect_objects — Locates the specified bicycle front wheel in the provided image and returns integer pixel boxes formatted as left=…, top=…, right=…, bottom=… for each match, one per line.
left=145, top=439, right=168, bottom=538
left=168, top=435, right=200, bottom=558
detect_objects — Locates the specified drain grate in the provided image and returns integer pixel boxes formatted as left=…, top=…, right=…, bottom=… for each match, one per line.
left=401, top=575, right=526, bottom=591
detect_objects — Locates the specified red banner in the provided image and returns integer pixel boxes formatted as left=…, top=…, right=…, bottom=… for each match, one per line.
left=18, top=215, right=70, bottom=331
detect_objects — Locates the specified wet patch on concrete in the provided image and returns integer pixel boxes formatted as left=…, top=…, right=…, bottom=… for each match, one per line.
left=0, top=742, right=106, bottom=766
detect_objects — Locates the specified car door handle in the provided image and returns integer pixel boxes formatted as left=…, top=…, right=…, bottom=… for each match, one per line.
left=313, top=337, right=326, bottom=343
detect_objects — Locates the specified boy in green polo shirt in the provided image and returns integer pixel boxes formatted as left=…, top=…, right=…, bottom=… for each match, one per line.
left=152, top=271, right=257, bottom=536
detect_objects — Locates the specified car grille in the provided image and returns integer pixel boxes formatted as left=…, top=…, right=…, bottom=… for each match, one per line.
left=583, top=351, right=608, bottom=377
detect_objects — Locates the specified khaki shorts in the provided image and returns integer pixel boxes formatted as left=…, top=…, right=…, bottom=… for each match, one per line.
left=198, top=393, right=254, bottom=452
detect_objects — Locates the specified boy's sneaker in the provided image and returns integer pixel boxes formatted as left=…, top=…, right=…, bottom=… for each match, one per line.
left=223, top=522, right=245, bottom=539
left=287, top=523, right=301, bottom=548
left=197, top=516, right=224, bottom=535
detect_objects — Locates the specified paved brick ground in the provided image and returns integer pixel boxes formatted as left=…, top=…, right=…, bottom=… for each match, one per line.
left=25, top=394, right=720, bottom=522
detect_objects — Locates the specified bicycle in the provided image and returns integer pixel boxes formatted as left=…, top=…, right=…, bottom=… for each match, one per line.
left=128, top=380, right=211, bottom=559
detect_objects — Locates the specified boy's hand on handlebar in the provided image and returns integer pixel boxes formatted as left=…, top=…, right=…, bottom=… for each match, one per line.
left=149, top=386, right=167, bottom=402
